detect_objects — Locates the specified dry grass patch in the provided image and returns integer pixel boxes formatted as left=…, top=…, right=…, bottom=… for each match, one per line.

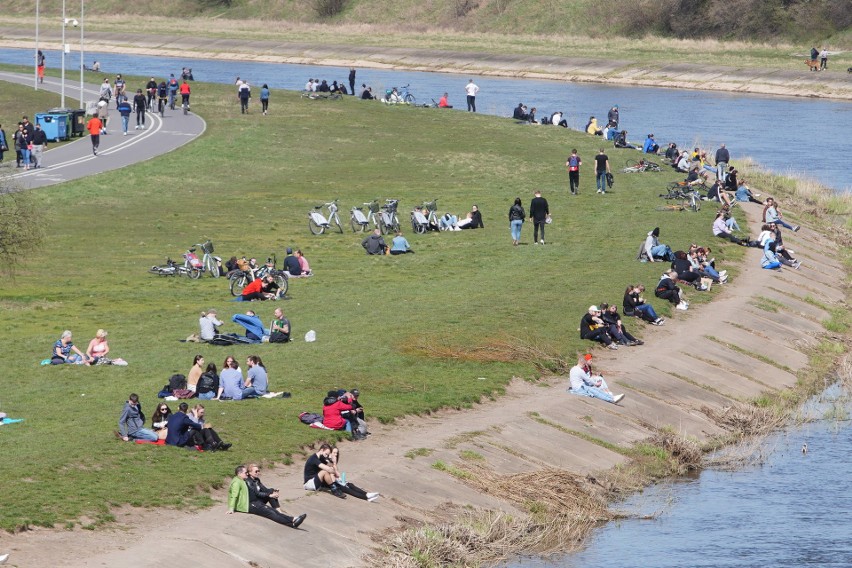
left=402, top=335, right=569, bottom=374
left=701, top=402, right=786, bottom=438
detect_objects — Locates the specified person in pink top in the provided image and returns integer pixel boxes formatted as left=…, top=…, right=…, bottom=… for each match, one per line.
left=295, top=249, right=312, bottom=276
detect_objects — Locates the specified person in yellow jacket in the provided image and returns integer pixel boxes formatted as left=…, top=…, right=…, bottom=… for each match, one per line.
left=585, top=116, right=602, bottom=136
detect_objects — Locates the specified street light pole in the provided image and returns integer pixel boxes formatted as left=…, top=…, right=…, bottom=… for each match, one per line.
left=80, top=0, right=85, bottom=109
left=61, top=0, right=66, bottom=107
left=35, top=0, right=39, bottom=90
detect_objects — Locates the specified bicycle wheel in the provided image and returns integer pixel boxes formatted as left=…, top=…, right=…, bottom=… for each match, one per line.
left=334, top=216, right=344, bottom=234
left=404, top=94, right=415, bottom=104
left=391, top=214, right=401, bottom=233
left=378, top=217, right=388, bottom=235
left=229, top=274, right=247, bottom=296
left=308, top=218, right=325, bottom=235
left=350, top=217, right=363, bottom=233
left=205, top=255, right=219, bottom=278
left=274, top=274, right=289, bottom=297
left=625, top=159, right=640, bottom=169
left=691, top=198, right=701, bottom=212
left=188, top=266, right=202, bottom=279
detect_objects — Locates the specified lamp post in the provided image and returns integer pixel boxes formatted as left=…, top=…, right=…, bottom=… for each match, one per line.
left=60, top=0, right=79, bottom=109
left=79, top=0, right=85, bottom=109
left=35, top=0, right=39, bottom=90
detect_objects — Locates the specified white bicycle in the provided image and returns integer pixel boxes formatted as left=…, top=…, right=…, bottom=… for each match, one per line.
left=308, top=200, right=343, bottom=235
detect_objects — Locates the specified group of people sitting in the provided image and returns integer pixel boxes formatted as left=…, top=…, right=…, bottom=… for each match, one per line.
left=199, top=307, right=291, bottom=344
left=116, top=394, right=232, bottom=451
left=579, top=303, right=646, bottom=351
left=320, top=389, right=368, bottom=439
left=225, top=249, right=311, bottom=280
left=304, top=78, right=349, bottom=95
left=50, top=329, right=122, bottom=365
left=568, top=353, right=625, bottom=404
left=180, top=353, right=274, bottom=400
left=438, top=205, right=485, bottom=231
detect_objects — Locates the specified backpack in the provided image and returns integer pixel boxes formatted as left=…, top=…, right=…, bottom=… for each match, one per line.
left=169, top=374, right=187, bottom=391
left=569, top=156, right=580, bottom=170
left=299, top=412, right=322, bottom=425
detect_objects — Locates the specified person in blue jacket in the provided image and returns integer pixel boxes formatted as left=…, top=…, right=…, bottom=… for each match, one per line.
left=642, top=134, right=659, bottom=154
left=260, top=84, right=270, bottom=115
left=117, top=96, right=133, bottom=135
left=165, top=402, right=204, bottom=448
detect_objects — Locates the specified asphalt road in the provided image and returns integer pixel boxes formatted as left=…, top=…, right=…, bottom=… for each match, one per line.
left=0, top=71, right=206, bottom=190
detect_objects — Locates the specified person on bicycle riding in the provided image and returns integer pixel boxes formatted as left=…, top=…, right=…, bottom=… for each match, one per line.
left=167, top=74, right=179, bottom=109
left=179, top=80, right=191, bottom=109
left=146, top=77, right=158, bottom=109
left=157, top=81, right=168, bottom=113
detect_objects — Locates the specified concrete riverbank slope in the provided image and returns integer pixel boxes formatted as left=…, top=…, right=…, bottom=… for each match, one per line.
left=0, top=202, right=847, bottom=567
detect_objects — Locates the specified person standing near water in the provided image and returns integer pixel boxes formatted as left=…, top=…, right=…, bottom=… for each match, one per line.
left=348, top=68, right=356, bottom=96
left=820, top=48, right=828, bottom=70
left=595, top=148, right=611, bottom=194
left=36, top=50, right=45, bottom=84
left=260, top=84, right=270, bottom=115
left=465, top=79, right=479, bottom=112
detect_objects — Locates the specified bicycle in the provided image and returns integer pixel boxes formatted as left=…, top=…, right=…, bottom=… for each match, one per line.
left=378, top=199, right=401, bottom=235
left=411, top=198, right=438, bottom=233
left=149, top=248, right=202, bottom=279
left=228, top=256, right=288, bottom=297
left=397, top=84, right=415, bottom=105
left=195, top=240, right=220, bottom=278
left=350, top=200, right=380, bottom=233
left=659, top=187, right=702, bottom=212
left=622, top=159, right=661, bottom=173
left=308, top=200, right=344, bottom=235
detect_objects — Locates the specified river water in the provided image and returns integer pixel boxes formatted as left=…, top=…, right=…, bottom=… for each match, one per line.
left=506, top=385, right=852, bottom=568
left=1, top=47, right=850, bottom=192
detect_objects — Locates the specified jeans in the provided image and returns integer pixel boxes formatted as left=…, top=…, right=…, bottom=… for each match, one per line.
left=121, top=115, right=129, bottom=133
left=197, top=391, right=215, bottom=400
left=702, top=265, right=721, bottom=279
left=136, top=108, right=145, bottom=126
left=581, top=328, right=612, bottom=346
left=130, top=428, right=159, bottom=442
left=20, top=148, right=30, bottom=167
left=240, top=98, right=249, bottom=113
left=635, top=303, right=658, bottom=320
left=596, top=171, right=607, bottom=192
left=510, top=219, right=523, bottom=242
left=770, top=219, right=796, bottom=231
left=249, top=501, right=294, bottom=526
left=241, top=386, right=258, bottom=399
left=439, top=215, right=457, bottom=230
left=570, top=377, right=613, bottom=403
left=651, top=244, right=671, bottom=260
left=762, top=261, right=781, bottom=270
left=725, top=217, right=741, bottom=232
left=168, top=91, right=176, bottom=108
left=466, top=95, right=476, bottom=112
left=717, top=161, right=727, bottom=181
left=261, top=99, right=268, bottom=113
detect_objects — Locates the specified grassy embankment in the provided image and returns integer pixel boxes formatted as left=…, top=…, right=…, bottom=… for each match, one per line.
left=0, top=64, right=845, bottom=535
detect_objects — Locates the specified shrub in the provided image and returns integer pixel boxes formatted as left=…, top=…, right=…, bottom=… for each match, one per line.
left=313, top=0, right=346, bottom=18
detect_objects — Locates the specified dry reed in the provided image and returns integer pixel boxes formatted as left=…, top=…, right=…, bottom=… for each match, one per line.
left=402, top=335, right=570, bottom=374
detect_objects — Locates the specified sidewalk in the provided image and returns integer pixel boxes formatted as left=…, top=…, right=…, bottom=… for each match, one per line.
left=0, top=71, right=206, bottom=191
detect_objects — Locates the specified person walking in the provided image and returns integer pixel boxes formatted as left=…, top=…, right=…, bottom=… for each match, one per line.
left=12, top=123, right=25, bottom=167
left=117, top=96, right=132, bottom=135
left=465, top=79, right=479, bottom=112
left=238, top=81, right=251, bottom=114
left=133, top=89, right=147, bottom=130
left=566, top=149, right=582, bottom=195
left=0, top=123, right=7, bottom=163
left=19, top=127, right=33, bottom=170
left=259, top=84, right=270, bottom=115
left=87, top=113, right=103, bottom=156
left=37, top=50, right=45, bottom=84
left=820, top=48, right=828, bottom=70
left=348, top=67, right=356, bottom=96
left=30, top=123, right=47, bottom=169
left=594, top=148, right=611, bottom=194
left=508, top=197, right=525, bottom=246
left=529, top=190, right=549, bottom=245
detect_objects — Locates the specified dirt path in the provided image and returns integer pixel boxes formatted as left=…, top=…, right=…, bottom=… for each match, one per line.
left=1, top=28, right=851, bottom=100
left=0, top=202, right=845, bottom=567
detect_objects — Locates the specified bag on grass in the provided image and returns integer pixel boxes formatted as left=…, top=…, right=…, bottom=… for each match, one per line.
left=299, top=412, right=322, bottom=425
left=169, top=374, right=187, bottom=391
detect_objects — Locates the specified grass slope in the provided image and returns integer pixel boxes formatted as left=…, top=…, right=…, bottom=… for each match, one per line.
left=0, top=74, right=745, bottom=531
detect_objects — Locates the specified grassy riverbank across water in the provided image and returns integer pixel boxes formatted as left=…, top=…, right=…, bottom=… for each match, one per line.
left=0, top=67, right=850, bottom=567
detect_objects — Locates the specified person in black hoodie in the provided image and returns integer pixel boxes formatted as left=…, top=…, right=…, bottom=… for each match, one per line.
left=529, top=190, right=549, bottom=245
left=599, top=303, right=642, bottom=346
left=246, top=463, right=306, bottom=528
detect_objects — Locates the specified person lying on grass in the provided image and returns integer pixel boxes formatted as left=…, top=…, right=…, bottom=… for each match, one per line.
left=568, top=354, right=625, bottom=404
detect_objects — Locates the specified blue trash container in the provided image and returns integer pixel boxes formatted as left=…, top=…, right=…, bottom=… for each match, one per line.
left=35, top=113, right=69, bottom=142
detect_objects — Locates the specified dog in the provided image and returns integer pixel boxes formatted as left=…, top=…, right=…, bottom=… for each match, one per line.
left=848, top=67, right=852, bottom=74
left=804, top=59, right=820, bottom=71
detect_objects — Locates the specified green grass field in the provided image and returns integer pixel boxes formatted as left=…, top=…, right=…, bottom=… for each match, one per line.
left=0, top=74, right=747, bottom=531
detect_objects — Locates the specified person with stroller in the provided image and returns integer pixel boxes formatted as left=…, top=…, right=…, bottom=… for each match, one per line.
left=568, top=354, right=625, bottom=404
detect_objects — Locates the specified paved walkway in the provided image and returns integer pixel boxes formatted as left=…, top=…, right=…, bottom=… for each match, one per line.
left=0, top=71, right=205, bottom=190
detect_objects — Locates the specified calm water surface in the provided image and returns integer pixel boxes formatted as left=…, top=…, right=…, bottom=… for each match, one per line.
left=506, top=388, right=852, bottom=568
left=2, top=48, right=850, bottom=192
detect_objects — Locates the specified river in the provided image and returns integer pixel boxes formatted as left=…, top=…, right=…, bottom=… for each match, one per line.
left=1, top=47, right=850, bottom=192
left=506, top=384, right=852, bottom=568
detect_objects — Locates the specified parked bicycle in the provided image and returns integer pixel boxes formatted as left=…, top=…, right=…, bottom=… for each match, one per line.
left=659, top=186, right=702, bottom=212
left=397, top=84, right=415, bottom=104
left=378, top=199, right=401, bottom=235
left=411, top=199, right=438, bottom=234
left=350, top=200, right=380, bottom=233
left=195, top=240, right=221, bottom=278
left=149, top=248, right=202, bottom=279
left=308, top=200, right=344, bottom=235
left=622, top=159, right=661, bottom=173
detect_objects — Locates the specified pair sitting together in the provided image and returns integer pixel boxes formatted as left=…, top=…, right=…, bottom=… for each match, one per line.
left=579, top=305, right=643, bottom=350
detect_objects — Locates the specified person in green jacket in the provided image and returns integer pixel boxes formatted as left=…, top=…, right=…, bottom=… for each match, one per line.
left=227, top=465, right=250, bottom=514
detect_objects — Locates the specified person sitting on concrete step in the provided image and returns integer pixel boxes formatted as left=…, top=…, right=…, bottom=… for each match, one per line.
left=568, top=354, right=625, bottom=404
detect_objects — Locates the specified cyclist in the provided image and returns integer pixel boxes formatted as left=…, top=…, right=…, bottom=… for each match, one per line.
left=145, top=77, right=158, bottom=110
left=179, top=80, right=191, bottom=111
left=167, top=74, right=179, bottom=110
left=157, top=81, right=168, bottom=114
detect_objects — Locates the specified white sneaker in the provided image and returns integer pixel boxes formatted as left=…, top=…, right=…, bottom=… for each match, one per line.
left=0, top=552, right=9, bottom=564
left=123, top=132, right=127, bottom=136
left=676, top=302, right=688, bottom=311
left=612, top=394, right=625, bottom=404
left=367, top=492, right=380, bottom=501
left=607, top=344, right=619, bottom=350
left=719, top=270, right=727, bottom=277
left=539, top=239, right=544, bottom=245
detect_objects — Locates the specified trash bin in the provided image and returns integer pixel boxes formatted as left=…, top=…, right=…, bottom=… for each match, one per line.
left=47, top=108, right=87, bottom=138
left=35, top=112, right=69, bottom=142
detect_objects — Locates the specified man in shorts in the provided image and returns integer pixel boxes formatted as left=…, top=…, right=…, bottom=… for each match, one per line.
left=303, top=443, right=345, bottom=498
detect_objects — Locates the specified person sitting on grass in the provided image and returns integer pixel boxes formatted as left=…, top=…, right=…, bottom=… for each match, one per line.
left=269, top=307, right=291, bottom=343
left=641, top=227, right=674, bottom=263
left=165, top=402, right=205, bottom=449
left=242, top=355, right=268, bottom=398
left=580, top=306, right=619, bottom=350
left=295, top=249, right=312, bottom=275
left=684, top=166, right=707, bottom=187
left=735, top=179, right=763, bottom=204
left=671, top=250, right=706, bottom=290
left=187, top=354, right=205, bottom=394
left=762, top=197, right=800, bottom=232
left=600, top=303, right=643, bottom=346
left=328, top=447, right=380, bottom=501
left=151, top=402, right=171, bottom=441
left=196, top=363, right=220, bottom=400
left=240, top=274, right=278, bottom=301
left=362, top=228, right=388, bottom=255
left=188, top=404, right=231, bottom=450
left=228, top=464, right=307, bottom=528
left=675, top=151, right=691, bottom=173
left=303, top=443, right=346, bottom=498
left=713, top=210, right=748, bottom=245
left=116, top=393, right=159, bottom=442
left=215, top=358, right=245, bottom=400
left=642, top=134, right=659, bottom=154
left=551, top=111, right=568, bottom=128
left=623, top=284, right=664, bottom=325
left=655, top=270, right=689, bottom=311
left=614, top=130, right=637, bottom=149
left=85, top=329, right=110, bottom=364
left=513, top=103, right=528, bottom=121
left=761, top=238, right=782, bottom=270
left=690, top=248, right=727, bottom=283
left=438, top=92, right=452, bottom=108
left=568, top=354, right=625, bottom=404
left=282, top=248, right=302, bottom=276
left=199, top=309, right=224, bottom=342
left=758, top=225, right=800, bottom=268
left=52, top=330, right=91, bottom=365
left=390, top=230, right=414, bottom=255
left=585, top=116, right=602, bottom=135
left=322, top=390, right=355, bottom=432
left=706, top=180, right=733, bottom=207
